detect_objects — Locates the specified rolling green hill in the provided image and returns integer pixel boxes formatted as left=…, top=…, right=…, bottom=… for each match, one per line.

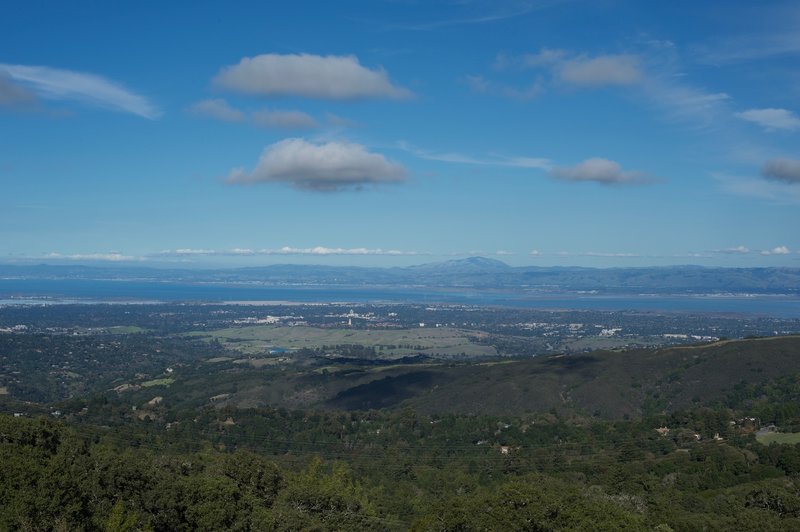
left=398, top=336, right=800, bottom=418
left=145, top=335, right=800, bottom=419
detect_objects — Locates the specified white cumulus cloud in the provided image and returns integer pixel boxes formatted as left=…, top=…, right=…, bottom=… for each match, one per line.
left=226, top=138, right=407, bottom=191
left=736, top=108, right=800, bottom=131
left=761, top=246, right=791, bottom=256
left=557, top=54, right=642, bottom=87
left=550, top=158, right=647, bottom=184
left=0, top=63, right=159, bottom=119
left=213, top=53, right=412, bottom=100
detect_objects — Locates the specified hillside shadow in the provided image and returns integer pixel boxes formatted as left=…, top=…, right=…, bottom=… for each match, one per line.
left=539, top=355, right=601, bottom=374
left=327, top=371, right=440, bottom=410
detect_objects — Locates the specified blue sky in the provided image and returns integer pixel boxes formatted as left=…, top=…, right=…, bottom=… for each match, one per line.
left=1, top=0, right=799, bottom=267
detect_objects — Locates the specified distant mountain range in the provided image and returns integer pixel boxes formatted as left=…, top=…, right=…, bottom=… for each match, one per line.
left=2, top=257, right=800, bottom=294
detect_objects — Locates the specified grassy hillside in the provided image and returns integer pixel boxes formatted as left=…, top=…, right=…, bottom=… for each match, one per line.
left=7, top=330, right=797, bottom=420
left=130, top=335, right=800, bottom=419
left=399, top=336, right=800, bottom=417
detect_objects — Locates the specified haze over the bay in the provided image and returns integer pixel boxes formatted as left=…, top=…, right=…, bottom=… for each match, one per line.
left=1, top=1, right=799, bottom=268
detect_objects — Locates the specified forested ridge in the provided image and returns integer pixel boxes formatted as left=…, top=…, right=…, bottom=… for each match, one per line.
left=5, top=393, right=800, bottom=530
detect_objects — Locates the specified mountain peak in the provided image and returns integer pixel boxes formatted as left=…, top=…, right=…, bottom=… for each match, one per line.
left=460, top=256, right=511, bottom=268
left=406, top=256, right=511, bottom=273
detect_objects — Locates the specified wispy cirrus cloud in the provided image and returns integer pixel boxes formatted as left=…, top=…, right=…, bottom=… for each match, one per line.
left=0, top=72, right=37, bottom=107
left=527, top=247, right=794, bottom=260
left=188, top=98, right=320, bottom=129
left=226, top=138, right=407, bottom=191
left=704, top=246, right=795, bottom=257
left=527, top=250, right=672, bottom=259
left=400, top=143, right=651, bottom=187
left=398, top=141, right=551, bottom=170
left=23, top=247, right=432, bottom=263
left=494, top=48, right=566, bottom=69
left=464, top=75, right=543, bottom=100
left=0, top=64, right=159, bottom=119
left=188, top=98, right=245, bottom=122
left=713, top=246, right=751, bottom=255
left=28, top=245, right=798, bottom=264
left=251, top=109, right=319, bottom=129
left=483, top=46, right=731, bottom=129
left=43, top=252, right=139, bottom=262
left=579, top=251, right=641, bottom=258
left=388, top=1, right=562, bottom=31
left=692, top=28, right=800, bottom=65
left=213, top=53, right=412, bottom=100
left=713, top=172, right=800, bottom=205
left=324, top=113, right=358, bottom=128
left=640, top=76, right=730, bottom=128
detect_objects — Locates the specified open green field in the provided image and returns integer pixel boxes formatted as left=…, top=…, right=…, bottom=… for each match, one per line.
left=76, top=326, right=149, bottom=335
left=560, top=335, right=659, bottom=351
left=192, top=325, right=497, bottom=358
left=104, top=326, right=148, bottom=334
left=141, top=378, right=175, bottom=388
left=756, top=432, right=800, bottom=445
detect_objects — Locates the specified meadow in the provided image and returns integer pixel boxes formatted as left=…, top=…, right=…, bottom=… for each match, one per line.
left=192, top=325, right=497, bottom=358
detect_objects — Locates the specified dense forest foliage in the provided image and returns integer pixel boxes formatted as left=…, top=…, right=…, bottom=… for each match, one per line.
left=3, top=305, right=800, bottom=529
left=5, top=394, right=800, bottom=531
